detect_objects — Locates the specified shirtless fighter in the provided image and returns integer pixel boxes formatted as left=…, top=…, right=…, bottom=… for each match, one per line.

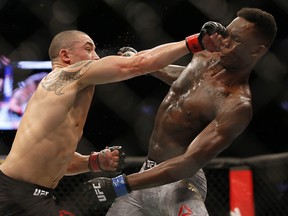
left=0, top=26, right=223, bottom=215
left=84, top=7, right=277, bottom=216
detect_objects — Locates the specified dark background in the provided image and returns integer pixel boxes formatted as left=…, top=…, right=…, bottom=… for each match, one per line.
left=0, top=0, right=288, bottom=157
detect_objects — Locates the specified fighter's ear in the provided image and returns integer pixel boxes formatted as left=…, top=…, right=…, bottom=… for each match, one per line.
left=251, top=44, right=267, bottom=57
left=59, top=49, right=71, bottom=63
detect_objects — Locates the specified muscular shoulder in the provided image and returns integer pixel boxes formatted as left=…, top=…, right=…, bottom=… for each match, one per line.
left=57, top=60, right=94, bottom=79
left=216, top=93, right=253, bottom=136
left=42, top=61, right=93, bottom=94
left=223, top=91, right=252, bottom=115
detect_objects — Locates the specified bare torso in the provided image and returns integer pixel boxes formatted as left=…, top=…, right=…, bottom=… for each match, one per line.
left=0, top=69, right=94, bottom=188
left=148, top=51, right=251, bottom=162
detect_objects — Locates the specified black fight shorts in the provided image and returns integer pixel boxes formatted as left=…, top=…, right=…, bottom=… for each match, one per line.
left=0, top=170, right=77, bottom=216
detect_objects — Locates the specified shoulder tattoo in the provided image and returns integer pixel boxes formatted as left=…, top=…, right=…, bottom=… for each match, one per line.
left=41, top=61, right=93, bottom=95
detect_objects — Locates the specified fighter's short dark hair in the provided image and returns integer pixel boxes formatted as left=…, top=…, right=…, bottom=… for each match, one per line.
left=237, top=7, right=277, bottom=47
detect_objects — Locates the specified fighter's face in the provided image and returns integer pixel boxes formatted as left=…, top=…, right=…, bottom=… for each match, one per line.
left=67, top=35, right=100, bottom=64
left=219, top=17, right=264, bottom=68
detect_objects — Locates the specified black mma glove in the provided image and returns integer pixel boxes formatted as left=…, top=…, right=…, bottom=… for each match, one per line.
left=88, top=146, right=126, bottom=174
left=117, top=47, right=137, bottom=57
left=83, top=174, right=131, bottom=209
left=185, top=21, right=226, bottom=53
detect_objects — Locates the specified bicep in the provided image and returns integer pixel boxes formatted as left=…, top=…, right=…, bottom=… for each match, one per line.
left=81, top=56, right=140, bottom=85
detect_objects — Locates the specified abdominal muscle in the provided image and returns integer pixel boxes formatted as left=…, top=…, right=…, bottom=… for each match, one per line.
left=1, top=126, right=80, bottom=188
left=0, top=103, right=83, bottom=189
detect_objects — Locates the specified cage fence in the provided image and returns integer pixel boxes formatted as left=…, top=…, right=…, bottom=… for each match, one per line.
left=54, top=152, right=288, bottom=216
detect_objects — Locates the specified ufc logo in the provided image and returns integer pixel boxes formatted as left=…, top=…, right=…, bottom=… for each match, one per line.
left=33, top=188, right=49, bottom=196
left=147, top=160, right=157, bottom=168
left=92, top=183, right=107, bottom=202
left=144, top=159, right=157, bottom=169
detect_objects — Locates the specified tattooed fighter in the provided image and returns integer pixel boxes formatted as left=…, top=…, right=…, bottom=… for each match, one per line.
left=0, top=28, right=220, bottom=215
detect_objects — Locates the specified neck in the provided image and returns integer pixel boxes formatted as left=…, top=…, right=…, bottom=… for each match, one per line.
left=51, top=61, right=69, bottom=70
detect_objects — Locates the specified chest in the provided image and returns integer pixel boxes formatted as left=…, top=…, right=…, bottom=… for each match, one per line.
left=162, top=84, right=220, bottom=122
left=158, top=69, right=229, bottom=132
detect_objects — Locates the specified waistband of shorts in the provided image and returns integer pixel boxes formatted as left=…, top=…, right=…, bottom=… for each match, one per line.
left=0, top=169, right=53, bottom=194
left=143, top=157, right=158, bottom=170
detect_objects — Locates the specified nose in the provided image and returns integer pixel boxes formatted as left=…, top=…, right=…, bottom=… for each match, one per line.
left=93, top=51, right=100, bottom=60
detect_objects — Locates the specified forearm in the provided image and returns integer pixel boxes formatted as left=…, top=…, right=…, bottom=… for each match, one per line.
left=126, top=133, right=230, bottom=190
left=65, top=151, right=104, bottom=175
left=137, top=41, right=189, bottom=74
left=150, top=64, right=186, bottom=85
left=66, top=146, right=125, bottom=175
left=126, top=156, right=201, bottom=190
left=82, top=154, right=202, bottom=208
left=65, top=152, right=90, bottom=176
left=120, top=47, right=186, bottom=85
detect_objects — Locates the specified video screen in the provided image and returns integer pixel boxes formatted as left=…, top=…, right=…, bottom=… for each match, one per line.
left=0, top=61, right=51, bottom=130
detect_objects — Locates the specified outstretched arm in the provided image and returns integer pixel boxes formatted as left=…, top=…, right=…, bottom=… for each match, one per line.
left=78, top=22, right=226, bottom=86
left=117, top=47, right=186, bottom=85
left=79, top=40, right=189, bottom=85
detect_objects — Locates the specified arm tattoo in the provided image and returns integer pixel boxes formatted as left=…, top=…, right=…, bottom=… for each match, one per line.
left=41, top=61, right=92, bottom=95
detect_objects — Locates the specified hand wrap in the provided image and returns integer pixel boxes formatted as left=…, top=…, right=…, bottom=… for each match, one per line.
left=88, top=146, right=126, bottom=173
